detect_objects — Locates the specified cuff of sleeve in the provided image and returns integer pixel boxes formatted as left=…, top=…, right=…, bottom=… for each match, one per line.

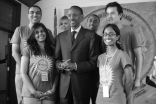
left=75, top=63, right=77, bottom=71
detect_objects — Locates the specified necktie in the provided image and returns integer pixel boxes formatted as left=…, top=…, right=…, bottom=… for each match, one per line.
left=71, top=31, right=76, bottom=45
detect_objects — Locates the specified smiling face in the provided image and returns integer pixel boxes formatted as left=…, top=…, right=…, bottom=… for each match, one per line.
left=87, top=15, right=100, bottom=32
left=34, top=26, right=46, bottom=42
left=28, top=7, right=42, bottom=24
left=59, top=19, right=70, bottom=31
left=68, top=8, right=83, bottom=30
left=103, top=27, right=119, bottom=46
left=106, top=7, right=122, bottom=25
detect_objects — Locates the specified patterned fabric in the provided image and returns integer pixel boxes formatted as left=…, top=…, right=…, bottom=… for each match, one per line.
left=96, top=50, right=131, bottom=104
left=21, top=46, right=56, bottom=101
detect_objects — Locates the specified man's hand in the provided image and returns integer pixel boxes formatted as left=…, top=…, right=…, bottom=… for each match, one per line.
left=60, top=59, right=76, bottom=71
left=57, top=61, right=66, bottom=71
left=63, top=60, right=76, bottom=71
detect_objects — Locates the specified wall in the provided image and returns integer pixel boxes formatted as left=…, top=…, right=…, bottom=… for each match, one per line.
left=34, top=0, right=156, bottom=34
left=20, top=4, right=29, bottom=26
left=15, top=0, right=29, bottom=26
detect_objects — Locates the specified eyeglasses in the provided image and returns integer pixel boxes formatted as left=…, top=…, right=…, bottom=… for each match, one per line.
left=103, top=32, right=116, bottom=37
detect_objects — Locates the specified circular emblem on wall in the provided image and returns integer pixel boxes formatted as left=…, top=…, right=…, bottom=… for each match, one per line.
left=81, top=7, right=156, bottom=81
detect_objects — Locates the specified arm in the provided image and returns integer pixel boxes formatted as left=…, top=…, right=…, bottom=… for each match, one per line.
left=11, top=27, right=21, bottom=67
left=21, top=55, right=43, bottom=98
left=55, top=35, right=64, bottom=72
left=21, top=56, right=35, bottom=93
left=43, top=66, right=59, bottom=97
left=124, top=65, right=133, bottom=104
left=12, top=44, right=21, bottom=67
left=134, top=47, right=143, bottom=87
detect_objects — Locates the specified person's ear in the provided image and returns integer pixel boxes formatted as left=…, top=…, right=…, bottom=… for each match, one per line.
left=80, top=15, right=84, bottom=22
left=117, top=35, right=120, bottom=40
left=119, top=13, right=123, bottom=20
left=97, top=22, right=100, bottom=29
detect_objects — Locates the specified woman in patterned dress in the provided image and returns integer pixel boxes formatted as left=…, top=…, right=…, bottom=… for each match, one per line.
left=20, top=23, right=58, bottom=104
left=96, top=24, right=133, bottom=104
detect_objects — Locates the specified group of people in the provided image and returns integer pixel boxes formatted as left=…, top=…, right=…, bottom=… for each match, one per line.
left=11, top=1, right=144, bottom=104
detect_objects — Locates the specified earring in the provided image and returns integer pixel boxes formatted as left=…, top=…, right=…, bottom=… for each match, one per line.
left=117, top=40, right=120, bottom=44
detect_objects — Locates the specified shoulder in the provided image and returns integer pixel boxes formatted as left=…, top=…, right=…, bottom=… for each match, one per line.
left=83, top=27, right=94, bottom=34
left=46, top=28, right=52, bottom=34
left=96, top=33, right=102, bottom=39
left=15, top=25, right=29, bottom=34
left=14, top=26, right=22, bottom=32
left=122, top=25, right=135, bottom=32
left=98, top=53, right=106, bottom=60
left=118, top=50, right=132, bottom=66
left=22, top=45, right=34, bottom=57
left=57, top=30, right=68, bottom=37
left=118, top=50, right=130, bottom=59
left=46, top=28, right=51, bottom=31
left=82, top=27, right=97, bottom=38
left=20, top=25, right=29, bottom=31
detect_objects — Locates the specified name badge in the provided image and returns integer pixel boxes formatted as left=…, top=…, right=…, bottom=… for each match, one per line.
left=103, top=85, right=109, bottom=97
left=41, top=72, right=48, bottom=81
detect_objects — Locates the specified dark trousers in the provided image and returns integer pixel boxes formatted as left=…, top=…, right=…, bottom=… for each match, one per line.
left=90, top=85, right=98, bottom=104
left=60, top=82, right=90, bottom=104
left=90, top=69, right=99, bottom=104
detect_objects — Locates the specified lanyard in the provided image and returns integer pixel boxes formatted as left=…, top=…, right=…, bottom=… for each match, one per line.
left=100, top=49, right=118, bottom=98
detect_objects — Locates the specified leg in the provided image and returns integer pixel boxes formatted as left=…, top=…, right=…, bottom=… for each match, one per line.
left=60, top=83, right=73, bottom=104
left=42, top=100, right=55, bottom=104
left=72, top=87, right=90, bottom=104
left=90, top=85, right=98, bottom=104
left=60, top=90, right=73, bottom=104
left=23, top=97, right=41, bottom=104
left=73, top=97, right=90, bottom=104
left=15, top=74, right=23, bottom=104
left=90, top=70, right=99, bottom=104
left=60, top=98, right=69, bottom=104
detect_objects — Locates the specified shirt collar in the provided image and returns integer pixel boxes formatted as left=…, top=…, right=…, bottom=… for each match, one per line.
left=71, top=25, right=81, bottom=33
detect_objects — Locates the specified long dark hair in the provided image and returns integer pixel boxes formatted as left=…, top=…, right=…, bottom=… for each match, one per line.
left=27, top=23, right=54, bottom=56
left=102, top=24, right=123, bottom=51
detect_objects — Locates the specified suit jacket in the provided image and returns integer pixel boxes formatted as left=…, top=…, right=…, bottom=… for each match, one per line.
left=96, top=34, right=106, bottom=54
left=90, top=33, right=106, bottom=90
left=55, top=26, right=99, bottom=100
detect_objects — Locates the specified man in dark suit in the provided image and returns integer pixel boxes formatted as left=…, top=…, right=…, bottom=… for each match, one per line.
left=86, top=14, right=105, bottom=104
left=55, top=5, right=99, bottom=104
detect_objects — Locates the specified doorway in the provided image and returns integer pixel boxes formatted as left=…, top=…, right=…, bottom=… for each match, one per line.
left=0, top=0, right=21, bottom=104
left=0, top=30, right=8, bottom=104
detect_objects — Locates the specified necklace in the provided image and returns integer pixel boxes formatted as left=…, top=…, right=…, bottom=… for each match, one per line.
left=105, top=49, right=118, bottom=66
left=99, top=49, right=118, bottom=85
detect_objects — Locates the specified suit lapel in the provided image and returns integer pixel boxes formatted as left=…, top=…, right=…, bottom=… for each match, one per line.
left=66, top=30, right=72, bottom=48
left=71, top=27, right=85, bottom=51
